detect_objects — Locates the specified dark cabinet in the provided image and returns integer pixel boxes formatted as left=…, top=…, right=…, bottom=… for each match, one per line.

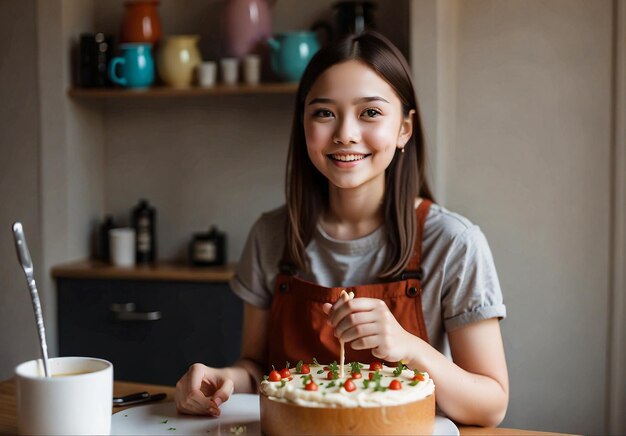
left=56, top=277, right=243, bottom=386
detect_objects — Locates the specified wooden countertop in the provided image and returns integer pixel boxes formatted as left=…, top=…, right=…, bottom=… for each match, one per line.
left=0, top=378, right=572, bottom=435
left=51, top=260, right=236, bottom=282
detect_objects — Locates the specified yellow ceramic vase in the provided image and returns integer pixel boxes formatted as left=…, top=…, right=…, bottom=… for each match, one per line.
left=157, top=35, right=202, bottom=88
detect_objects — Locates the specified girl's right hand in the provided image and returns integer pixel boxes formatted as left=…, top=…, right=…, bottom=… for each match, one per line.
left=175, top=363, right=235, bottom=416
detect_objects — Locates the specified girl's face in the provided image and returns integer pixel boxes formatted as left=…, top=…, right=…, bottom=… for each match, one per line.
left=303, top=60, right=413, bottom=193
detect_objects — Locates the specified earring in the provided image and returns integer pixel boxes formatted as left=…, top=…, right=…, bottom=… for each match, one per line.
left=401, top=147, right=405, bottom=153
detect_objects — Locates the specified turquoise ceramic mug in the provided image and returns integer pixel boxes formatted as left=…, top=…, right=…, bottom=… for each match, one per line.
left=108, top=43, right=155, bottom=88
left=267, top=32, right=320, bottom=82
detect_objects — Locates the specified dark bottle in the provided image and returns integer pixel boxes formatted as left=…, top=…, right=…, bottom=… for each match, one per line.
left=189, top=226, right=226, bottom=266
left=78, top=33, right=114, bottom=87
left=132, top=199, right=157, bottom=264
left=98, top=215, right=115, bottom=262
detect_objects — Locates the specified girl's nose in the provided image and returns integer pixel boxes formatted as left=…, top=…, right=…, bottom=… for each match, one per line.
left=332, top=116, right=360, bottom=145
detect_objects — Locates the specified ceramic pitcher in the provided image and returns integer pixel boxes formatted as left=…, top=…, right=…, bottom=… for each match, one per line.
left=157, top=35, right=202, bottom=88
left=267, top=32, right=320, bottom=82
left=108, top=43, right=155, bottom=89
left=120, top=0, right=162, bottom=44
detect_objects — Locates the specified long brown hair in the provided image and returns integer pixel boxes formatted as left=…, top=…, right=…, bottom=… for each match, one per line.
left=285, top=31, right=435, bottom=279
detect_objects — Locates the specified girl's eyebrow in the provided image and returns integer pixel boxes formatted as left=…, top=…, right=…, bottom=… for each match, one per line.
left=307, top=96, right=390, bottom=105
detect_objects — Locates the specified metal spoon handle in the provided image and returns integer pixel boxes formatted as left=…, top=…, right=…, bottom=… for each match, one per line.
left=13, top=222, right=51, bottom=378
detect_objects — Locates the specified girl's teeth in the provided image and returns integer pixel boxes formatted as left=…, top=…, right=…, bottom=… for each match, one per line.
left=332, top=154, right=366, bottom=162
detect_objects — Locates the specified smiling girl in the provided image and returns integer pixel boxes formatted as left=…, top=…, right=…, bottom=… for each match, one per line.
left=175, top=31, right=508, bottom=427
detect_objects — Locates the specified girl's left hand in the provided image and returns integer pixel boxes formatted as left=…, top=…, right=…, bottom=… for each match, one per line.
left=322, top=298, right=416, bottom=363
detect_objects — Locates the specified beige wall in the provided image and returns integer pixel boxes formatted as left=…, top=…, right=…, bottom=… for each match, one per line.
left=0, top=0, right=42, bottom=379
left=412, top=0, right=617, bottom=434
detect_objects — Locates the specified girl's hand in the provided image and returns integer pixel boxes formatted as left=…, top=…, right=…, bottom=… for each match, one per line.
left=322, top=297, right=416, bottom=363
left=175, top=363, right=234, bottom=416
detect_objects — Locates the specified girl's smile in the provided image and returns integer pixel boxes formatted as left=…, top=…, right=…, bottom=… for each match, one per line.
left=327, top=152, right=372, bottom=167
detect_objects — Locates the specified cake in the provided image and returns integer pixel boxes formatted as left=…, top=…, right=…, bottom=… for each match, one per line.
left=259, top=360, right=436, bottom=435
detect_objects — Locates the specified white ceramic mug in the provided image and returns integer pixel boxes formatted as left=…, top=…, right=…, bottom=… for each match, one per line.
left=220, top=57, right=239, bottom=85
left=15, top=356, right=114, bottom=435
left=198, top=61, right=217, bottom=87
left=109, top=227, right=135, bottom=267
left=243, top=54, right=261, bottom=85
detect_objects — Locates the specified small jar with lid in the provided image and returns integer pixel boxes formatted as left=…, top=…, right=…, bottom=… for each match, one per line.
left=189, top=226, right=226, bottom=266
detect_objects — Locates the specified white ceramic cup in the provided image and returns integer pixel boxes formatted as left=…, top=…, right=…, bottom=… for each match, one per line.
left=109, top=227, right=135, bottom=267
left=220, top=57, right=239, bottom=85
left=15, top=356, right=113, bottom=435
left=198, top=61, right=217, bottom=87
left=243, top=54, right=261, bottom=85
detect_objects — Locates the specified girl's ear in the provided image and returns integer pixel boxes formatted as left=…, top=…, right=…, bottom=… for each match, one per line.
left=397, top=109, right=416, bottom=148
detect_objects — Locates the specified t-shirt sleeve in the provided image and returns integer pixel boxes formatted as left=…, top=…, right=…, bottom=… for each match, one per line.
left=229, top=216, right=274, bottom=310
left=441, top=225, right=506, bottom=332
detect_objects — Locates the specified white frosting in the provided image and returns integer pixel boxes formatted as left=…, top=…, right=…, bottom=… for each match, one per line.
left=260, top=363, right=435, bottom=408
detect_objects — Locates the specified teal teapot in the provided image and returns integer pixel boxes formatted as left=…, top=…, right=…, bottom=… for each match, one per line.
left=267, top=32, right=320, bottom=82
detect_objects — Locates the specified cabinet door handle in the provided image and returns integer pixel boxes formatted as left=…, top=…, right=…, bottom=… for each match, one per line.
left=110, top=303, right=162, bottom=321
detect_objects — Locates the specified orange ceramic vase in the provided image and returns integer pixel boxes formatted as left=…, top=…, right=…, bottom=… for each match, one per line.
left=120, top=0, right=162, bottom=44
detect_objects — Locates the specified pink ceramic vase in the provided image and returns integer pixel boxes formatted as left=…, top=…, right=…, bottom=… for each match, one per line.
left=222, top=0, right=272, bottom=57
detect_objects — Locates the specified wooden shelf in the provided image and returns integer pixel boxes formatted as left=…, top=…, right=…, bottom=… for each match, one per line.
left=67, top=83, right=298, bottom=99
left=51, top=259, right=235, bottom=283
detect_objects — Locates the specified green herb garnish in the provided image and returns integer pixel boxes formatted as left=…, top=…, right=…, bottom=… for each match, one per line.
left=301, top=375, right=313, bottom=387
left=279, top=380, right=286, bottom=388
left=161, top=419, right=169, bottom=424
left=316, top=369, right=324, bottom=374
left=350, top=361, right=362, bottom=375
left=364, top=371, right=384, bottom=391
left=285, top=361, right=290, bottom=369
left=313, top=357, right=320, bottom=366
left=328, top=361, right=339, bottom=379
left=393, top=363, right=408, bottom=377
left=295, top=360, right=304, bottom=373
left=327, top=381, right=336, bottom=388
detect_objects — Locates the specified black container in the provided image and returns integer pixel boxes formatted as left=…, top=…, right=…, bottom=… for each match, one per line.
left=334, top=1, right=377, bottom=35
left=312, top=1, right=377, bottom=44
left=98, top=214, right=115, bottom=262
left=132, top=199, right=157, bottom=264
left=78, top=33, right=114, bottom=87
left=189, top=227, right=226, bottom=267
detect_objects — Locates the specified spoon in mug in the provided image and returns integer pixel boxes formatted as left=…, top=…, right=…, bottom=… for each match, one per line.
left=13, top=222, right=51, bottom=378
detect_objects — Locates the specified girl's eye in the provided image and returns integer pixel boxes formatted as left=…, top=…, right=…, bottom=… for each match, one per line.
left=362, top=108, right=381, bottom=118
left=313, top=109, right=334, bottom=118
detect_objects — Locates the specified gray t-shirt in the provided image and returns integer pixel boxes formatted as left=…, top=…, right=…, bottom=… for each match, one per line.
left=230, top=203, right=506, bottom=356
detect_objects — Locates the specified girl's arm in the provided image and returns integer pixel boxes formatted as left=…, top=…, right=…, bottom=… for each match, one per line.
left=405, top=318, right=508, bottom=427
left=175, top=302, right=268, bottom=415
left=324, top=299, right=508, bottom=427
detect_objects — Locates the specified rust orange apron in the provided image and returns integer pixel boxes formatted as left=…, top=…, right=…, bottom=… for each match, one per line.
left=266, top=200, right=432, bottom=370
